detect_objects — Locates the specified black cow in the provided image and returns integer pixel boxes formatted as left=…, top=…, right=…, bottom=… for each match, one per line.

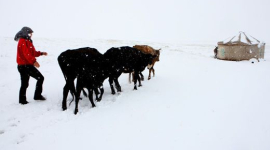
left=214, top=46, right=218, bottom=58
left=58, top=47, right=105, bottom=112
left=59, top=46, right=154, bottom=114
left=73, top=53, right=109, bottom=114
left=103, top=46, right=154, bottom=94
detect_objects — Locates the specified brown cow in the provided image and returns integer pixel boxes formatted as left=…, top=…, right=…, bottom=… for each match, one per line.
left=133, top=45, right=160, bottom=80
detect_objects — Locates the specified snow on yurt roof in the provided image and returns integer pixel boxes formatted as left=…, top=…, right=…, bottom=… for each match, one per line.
left=219, top=32, right=261, bottom=45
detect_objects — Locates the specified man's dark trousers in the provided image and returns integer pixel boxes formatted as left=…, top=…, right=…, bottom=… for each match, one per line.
left=18, top=65, right=44, bottom=103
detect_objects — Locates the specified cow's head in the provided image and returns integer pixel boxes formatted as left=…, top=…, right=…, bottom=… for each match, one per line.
left=155, top=49, right=161, bottom=62
left=146, top=54, right=155, bottom=69
left=147, top=49, right=161, bottom=69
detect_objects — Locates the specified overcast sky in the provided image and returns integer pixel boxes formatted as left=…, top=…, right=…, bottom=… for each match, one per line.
left=0, top=0, right=269, bottom=42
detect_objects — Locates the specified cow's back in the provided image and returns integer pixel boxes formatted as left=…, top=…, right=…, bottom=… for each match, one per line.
left=58, top=47, right=102, bottom=64
left=58, top=47, right=103, bottom=76
left=104, top=46, right=140, bottom=63
left=133, top=45, right=156, bottom=55
left=105, top=46, right=154, bottom=74
left=104, top=46, right=149, bottom=71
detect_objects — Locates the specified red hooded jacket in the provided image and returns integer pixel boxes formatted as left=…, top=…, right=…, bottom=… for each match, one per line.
left=17, top=38, right=41, bottom=65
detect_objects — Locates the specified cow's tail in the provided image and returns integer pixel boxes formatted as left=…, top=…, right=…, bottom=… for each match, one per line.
left=69, top=86, right=88, bottom=106
left=69, top=83, right=76, bottom=105
left=128, top=72, right=135, bottom=83
left=68, top=88, right=87, bottom=106
left=82, top=89, right=87, bottom=97
left=129, top=73, right=132, bottom=83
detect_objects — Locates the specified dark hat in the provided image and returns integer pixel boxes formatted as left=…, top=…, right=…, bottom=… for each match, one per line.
left=21, top=26, right=34, bottom=34
left=14, top=26, right=34, bottom=41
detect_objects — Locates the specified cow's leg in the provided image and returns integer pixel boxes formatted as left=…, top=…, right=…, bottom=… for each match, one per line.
left=62, top=78, right=75, bottom=111
left=148, top=68, right=152, bottom=80
left=97, top=86, right=104, bottom=102
left=74, top=84, right=82, bottom=115
left=94, top=88, right=99, bottom=100
left=109, top=77, right=116, bottom=94
left=114, top=78, right=121, bottom=92
left=62, top=83, right=69, bottom=111
left=133, top=71, right=139, bottom=90
left=138, top=72, right=142, bottom=87
left=152, top=67, right=155, bottom=77
left=88, top=88, right=96, bottom=108
left=114, top=73, right=122, bottom=92
left=140, top=72, right=144, bottom=81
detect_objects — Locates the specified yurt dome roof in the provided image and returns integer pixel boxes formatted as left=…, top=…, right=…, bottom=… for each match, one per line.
left=219, top=32, right=263, bottom=45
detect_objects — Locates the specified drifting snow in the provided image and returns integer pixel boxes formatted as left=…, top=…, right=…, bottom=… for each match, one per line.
left=0, top=37, right=270, bottom=150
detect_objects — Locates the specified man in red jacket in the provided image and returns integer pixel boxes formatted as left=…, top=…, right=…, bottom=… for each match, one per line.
left=15, top=27, right=48, bottom=104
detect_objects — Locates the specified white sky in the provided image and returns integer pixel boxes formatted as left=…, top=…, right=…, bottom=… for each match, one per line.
left=0, top=0, right=269, bottom=42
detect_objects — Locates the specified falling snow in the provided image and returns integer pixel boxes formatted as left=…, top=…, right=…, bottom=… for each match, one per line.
left=0, top=37, right=270, bottom=150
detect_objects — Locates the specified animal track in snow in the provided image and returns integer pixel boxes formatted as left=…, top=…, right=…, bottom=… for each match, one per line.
left=17, top=134, right=26, bottom=144
left=10, top=123, right=18, bottom=127
left=0, top=130, right=5, bottom=135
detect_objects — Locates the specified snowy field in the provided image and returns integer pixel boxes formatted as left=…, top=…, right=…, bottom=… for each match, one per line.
left=0, top=37, right=270, bottom=150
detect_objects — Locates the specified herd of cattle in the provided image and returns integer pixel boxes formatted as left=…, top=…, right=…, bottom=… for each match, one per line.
left=57, top=45, right=161, bottom=114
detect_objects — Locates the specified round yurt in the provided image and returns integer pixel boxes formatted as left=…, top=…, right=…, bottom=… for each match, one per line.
left=217, top=32, right=265, bottom=61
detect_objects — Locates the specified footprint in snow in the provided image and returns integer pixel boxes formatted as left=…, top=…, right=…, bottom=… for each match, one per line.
left=17, top=135, right=26, bottom=144
left=10, top=123, right=18, bottom=127
left=0, top=130, right=5, bottom=135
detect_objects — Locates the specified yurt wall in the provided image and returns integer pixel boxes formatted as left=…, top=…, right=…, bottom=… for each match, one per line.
left=217, top=32, right=265, bottom=61
left=217, top=44, right=263, bottom=61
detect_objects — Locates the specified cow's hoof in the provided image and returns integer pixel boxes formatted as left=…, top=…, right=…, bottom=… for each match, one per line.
left=96, top=98, right=101, bottom=102
left=74, top=109, right=78, bottom=115
left=116, top=87, right=121, bottom=92
left=62, top=106, right=67, bottom=111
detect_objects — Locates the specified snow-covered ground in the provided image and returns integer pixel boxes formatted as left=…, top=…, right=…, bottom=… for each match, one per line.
left=0, top=37, right=270, bottom=150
